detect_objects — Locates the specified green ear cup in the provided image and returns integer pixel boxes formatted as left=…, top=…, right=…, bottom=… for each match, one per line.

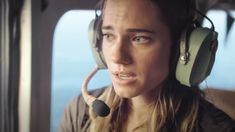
left=176, top=27, right=218, bottom=86
left=88, top=19, right=107, bottom=69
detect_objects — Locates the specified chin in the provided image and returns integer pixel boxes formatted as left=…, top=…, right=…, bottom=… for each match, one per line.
left=113, top=85, right=141, bottom=98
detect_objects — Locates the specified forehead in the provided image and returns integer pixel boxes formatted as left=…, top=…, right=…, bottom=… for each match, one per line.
left=102, top=0, right=165, bottom=29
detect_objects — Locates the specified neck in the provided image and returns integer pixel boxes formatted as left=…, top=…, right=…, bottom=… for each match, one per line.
left=122, top=86, right=162, bottom=131
left=128, top=88, right=159, bottom=118
left=123, top=96, right=155, bottom=132
left=131, top=96, right=153, bottom=108
left=129, top=97, right=154, bottom=116
left=130, top=86, right=160, bottom=111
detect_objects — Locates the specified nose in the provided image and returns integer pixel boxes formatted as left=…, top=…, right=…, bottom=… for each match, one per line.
left=111, top=38, right=132, bottom=65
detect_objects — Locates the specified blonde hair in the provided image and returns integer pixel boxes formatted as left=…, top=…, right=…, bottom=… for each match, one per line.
left=86, top=77, right=203, bottom=132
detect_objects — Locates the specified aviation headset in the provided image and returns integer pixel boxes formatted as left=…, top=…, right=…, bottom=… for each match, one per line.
left=88, top=8, right=218, bottom=87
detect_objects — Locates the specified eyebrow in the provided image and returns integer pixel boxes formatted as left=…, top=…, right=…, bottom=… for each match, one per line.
left=102, top=26, right=155, bottom=34
left=102, top=25, right=114, bottom=30
left=127, top=29, right=155, bottom=34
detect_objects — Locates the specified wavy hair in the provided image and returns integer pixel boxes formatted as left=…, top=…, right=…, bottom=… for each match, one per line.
left=86, top=0, right=204, bottom=131
left=87, top=77, right=203, bottom=132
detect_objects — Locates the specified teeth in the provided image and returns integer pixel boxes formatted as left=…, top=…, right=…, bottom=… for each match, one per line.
left=118, top=74, right=131, bottom=79
left=119, top=74, right=128, bottom=77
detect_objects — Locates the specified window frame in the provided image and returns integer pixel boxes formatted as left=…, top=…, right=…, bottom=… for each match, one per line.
left=26, top=1, right=235, bottom=132
left=30, top=0, right=99, bottom=132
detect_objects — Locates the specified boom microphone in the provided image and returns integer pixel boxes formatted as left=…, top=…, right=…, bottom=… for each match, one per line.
left=81, top=65, right=110, bottom=117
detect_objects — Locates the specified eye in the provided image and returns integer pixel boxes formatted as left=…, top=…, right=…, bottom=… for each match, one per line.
left=102, top=33, right=115, bottom=42
left=132, top=36, right=151, bottom=44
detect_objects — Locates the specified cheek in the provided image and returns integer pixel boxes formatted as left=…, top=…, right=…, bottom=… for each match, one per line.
left=138, top=49, right=171, bottom=83
left=102, top=44, right=110, bottom=65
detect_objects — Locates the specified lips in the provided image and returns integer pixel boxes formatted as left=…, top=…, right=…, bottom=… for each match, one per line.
left=117, top=73, right=135, bottom=79
left=112, top=71, right=137, bottom=84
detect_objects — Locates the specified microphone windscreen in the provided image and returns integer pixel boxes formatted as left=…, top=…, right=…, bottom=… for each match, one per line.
left=92, top=99, right=110, bottom=117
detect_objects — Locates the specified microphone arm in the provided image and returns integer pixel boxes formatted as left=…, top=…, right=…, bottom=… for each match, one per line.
left=81, top=65, right=110, bottom=117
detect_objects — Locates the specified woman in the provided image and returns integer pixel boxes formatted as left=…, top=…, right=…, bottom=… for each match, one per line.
left=59, top=0, right=235, bottom=131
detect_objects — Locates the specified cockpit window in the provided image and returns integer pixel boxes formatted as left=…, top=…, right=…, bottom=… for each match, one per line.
left=50, top=10, right=111, bottom=132
left=201, top=10, right=235, bottom=90
left=50, top=10, right=235, bottom=132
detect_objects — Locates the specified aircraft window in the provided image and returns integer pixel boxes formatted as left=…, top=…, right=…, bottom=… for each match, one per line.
left=201, top=10, right=235, bottom=90
left=50, top=10, right=235, bottom=132
left=50, top=10, right=111, bottom=132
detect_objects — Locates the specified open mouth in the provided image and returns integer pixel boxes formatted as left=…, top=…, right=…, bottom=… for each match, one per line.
left=112, top=72, right=137, bottom=84
left=117, top=73, right=135, bottom=80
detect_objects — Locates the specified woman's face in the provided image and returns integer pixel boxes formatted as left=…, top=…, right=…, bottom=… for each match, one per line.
left=102, top=0, right=172, bottom=98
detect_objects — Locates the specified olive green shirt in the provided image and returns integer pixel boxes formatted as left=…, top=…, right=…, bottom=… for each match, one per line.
left=58, top=88, right=235, bottom=132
